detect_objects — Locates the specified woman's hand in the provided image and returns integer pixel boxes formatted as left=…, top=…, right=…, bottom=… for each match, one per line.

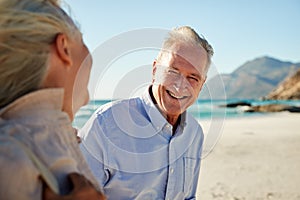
left=43, top=173, right=106, bottom=200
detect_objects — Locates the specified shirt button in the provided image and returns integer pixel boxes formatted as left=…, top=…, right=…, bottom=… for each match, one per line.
left=170, top=168, right=174, bottom=174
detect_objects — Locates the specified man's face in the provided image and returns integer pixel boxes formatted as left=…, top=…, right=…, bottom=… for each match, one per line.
left=152, top=43, right=208, bottom=120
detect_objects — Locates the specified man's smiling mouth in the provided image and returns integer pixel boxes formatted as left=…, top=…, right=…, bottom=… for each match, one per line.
left=166, top=90, right=188, bottom=100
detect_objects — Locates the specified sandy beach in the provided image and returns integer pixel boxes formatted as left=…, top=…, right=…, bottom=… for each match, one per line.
left=197, top=112, right=300, bottom=200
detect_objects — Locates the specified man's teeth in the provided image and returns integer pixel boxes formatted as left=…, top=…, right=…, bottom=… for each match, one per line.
left=168, top=91, right=184, bottom=99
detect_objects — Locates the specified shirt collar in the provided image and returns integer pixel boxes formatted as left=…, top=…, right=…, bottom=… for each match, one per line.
left=141, top=86, right=187, bottom=132
left=0, top=88, right=64, bottom=119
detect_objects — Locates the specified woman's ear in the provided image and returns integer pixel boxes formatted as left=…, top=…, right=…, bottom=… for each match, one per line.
left=54, top=33, right=73, bottom=68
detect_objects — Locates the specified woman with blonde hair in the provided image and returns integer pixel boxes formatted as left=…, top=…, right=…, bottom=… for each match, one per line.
left=0, top=0, right=105, bottom=199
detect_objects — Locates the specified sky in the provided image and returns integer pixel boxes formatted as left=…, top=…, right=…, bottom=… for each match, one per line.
left=64, top=0, right=300, bottom=99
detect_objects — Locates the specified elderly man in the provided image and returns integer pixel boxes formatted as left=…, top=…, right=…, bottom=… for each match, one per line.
left=79, top=26, right=214, bottom=199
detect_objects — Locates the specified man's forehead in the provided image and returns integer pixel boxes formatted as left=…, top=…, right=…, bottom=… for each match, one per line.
left=172, top=42, right=206, bottom=57
left=164, top=43, right=207, bottom=69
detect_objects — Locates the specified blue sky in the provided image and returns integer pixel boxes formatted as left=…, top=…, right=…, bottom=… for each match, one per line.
left=64, top=0, right=300, bottom=99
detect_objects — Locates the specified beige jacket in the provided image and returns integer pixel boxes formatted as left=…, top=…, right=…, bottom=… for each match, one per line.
left=0, top=89, right=99, bottom=199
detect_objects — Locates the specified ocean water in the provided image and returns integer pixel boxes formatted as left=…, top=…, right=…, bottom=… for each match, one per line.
left=73, top=99, right=300, bottom=128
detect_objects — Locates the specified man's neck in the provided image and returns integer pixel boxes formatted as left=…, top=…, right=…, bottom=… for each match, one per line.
left=149, top=85, right=181, bottom=133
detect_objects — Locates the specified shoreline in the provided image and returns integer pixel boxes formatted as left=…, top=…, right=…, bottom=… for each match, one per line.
left=197, top=112, right=300, bottom=200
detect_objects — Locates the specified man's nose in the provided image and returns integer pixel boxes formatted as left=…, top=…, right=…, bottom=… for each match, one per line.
left=173, top=75, right=189, bottom=91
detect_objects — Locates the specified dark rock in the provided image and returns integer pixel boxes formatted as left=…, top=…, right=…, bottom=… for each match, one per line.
left=284, top=106, right=300, bottom=113
left=220, top=101, right=252, bottom=108
left=245, top=104, right=300, bottom=113
left=265, top=69, right=300, bottom=100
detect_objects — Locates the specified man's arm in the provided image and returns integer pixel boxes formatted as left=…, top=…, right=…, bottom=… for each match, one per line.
left=186, top=158, right=201, bottom=200
left=185, top=123, right=204, bottom=200
left=79, top=117, right=110, bottom=187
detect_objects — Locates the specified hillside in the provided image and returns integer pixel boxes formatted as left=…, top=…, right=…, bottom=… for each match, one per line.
left=265, top=68, right=300, bottom=100
left=200, top=56, right=300, bottom=99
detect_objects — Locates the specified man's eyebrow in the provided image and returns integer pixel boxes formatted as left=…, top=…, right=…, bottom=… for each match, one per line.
left=169, top=66, right=179, bottom=70
left=189, top=73, right=203, bottom=81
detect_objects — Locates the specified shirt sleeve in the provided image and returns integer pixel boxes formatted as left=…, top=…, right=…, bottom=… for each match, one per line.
left=187, top=158, right=201, bottom=200
left=0, top=136, right=41, bottom=200
left=186, top=123, right=204, bottom=200
left=79, top=116, right=109, bottom=187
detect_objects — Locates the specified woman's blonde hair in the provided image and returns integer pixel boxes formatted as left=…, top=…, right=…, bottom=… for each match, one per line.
left=0, top=0, right=79, bottom=108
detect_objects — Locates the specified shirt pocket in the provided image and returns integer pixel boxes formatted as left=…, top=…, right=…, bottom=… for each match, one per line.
left=183, top=157, right=199, bottom=195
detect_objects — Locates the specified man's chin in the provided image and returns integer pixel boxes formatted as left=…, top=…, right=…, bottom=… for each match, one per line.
left=84, top=94, right=90, bottom=106
left=164, top=105, right=185, bottom=116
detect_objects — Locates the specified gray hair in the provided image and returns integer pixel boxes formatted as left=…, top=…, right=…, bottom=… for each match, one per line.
left=0, top=0, right=79, bottom=108
left=157, top=26, right=214, bottom=71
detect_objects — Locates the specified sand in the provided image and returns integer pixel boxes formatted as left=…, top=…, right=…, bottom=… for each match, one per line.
left=197, top=112, right=300, bottom=200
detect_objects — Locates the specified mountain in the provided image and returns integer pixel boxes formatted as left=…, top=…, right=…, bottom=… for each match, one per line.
left=200, top=56, right=300, bottom=99
left=264, top=68, right=300, bottom=100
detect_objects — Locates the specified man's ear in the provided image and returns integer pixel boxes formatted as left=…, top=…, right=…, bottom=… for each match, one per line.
left=200, top=75, right=207, bottom=89
left=54, top=33, right=73, bottom=68
left=152, top=60, right=157, bottom=83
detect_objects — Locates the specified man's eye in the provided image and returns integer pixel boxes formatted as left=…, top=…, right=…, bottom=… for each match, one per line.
left=168, top=69, right=179, bottom=74
left=188, top=76, right=199, bottom=82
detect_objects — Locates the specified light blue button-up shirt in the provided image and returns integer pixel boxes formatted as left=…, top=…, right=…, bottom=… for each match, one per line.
left=79, top=88, right=204, bottom=200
